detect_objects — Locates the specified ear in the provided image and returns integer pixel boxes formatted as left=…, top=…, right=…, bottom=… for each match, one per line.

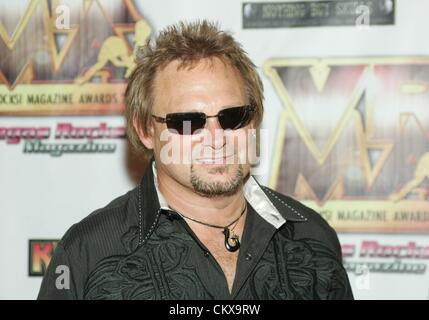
left=133, top=117, right=154, bottom=150
left=248, top=118, right=256, bottom=131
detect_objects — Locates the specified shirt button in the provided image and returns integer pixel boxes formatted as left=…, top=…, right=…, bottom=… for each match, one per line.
left=204, top=251, right=210, bottom=258
left=245, top=252, right=252, bottom=261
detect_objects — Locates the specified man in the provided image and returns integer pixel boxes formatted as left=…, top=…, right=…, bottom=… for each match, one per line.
left=38, top=20, right=353, bottom=300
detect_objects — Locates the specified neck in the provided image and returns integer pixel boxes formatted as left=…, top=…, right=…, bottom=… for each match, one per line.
left=156, top=165, right=246, bottom=226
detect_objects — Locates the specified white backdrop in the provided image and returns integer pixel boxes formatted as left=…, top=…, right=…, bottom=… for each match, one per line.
left=1, top=0, right=428, bottom=299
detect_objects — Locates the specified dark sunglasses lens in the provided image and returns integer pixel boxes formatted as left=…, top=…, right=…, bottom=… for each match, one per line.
left=218, top=106, right=254, bottom=130
left=166, top=112, right=206, bottom=135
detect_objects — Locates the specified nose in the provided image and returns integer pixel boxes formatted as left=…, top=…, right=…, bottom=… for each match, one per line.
left=203, top=116, right=225, bottom=150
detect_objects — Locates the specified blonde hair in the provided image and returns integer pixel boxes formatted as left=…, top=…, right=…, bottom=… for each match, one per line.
left=125, top=20, right=264, bottom=156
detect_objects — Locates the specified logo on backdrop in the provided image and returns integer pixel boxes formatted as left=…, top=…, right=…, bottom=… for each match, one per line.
left=29, top=240, right=59, bottom=276
left=265, top=57, right=429, bottom=232
left=242, top=0, right=395, bottom=29
left=342, top=240, right=429, bottom=276
left=0, top=0, right=151, bottom=115
left=0, top=122, right=125, bottom=156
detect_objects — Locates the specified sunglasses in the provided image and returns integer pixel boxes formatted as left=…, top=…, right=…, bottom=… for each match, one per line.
left=151, top=105, right=256, bottom=135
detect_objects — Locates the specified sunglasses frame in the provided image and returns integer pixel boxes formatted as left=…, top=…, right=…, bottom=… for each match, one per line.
left=151, top=104, right=256, bottom=134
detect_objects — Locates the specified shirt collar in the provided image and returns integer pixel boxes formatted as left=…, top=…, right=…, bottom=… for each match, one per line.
left=151, top=161, right=306, bottom=229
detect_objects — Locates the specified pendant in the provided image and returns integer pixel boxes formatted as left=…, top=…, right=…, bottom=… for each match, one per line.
left=223, top=228, right=240, bottom=252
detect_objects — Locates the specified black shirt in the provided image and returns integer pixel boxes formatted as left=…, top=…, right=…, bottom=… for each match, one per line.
left=38, top=162, right=353, bottom=300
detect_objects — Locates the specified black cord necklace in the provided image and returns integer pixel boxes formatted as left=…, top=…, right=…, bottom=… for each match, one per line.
left=171, top=203, right=247, bottom=252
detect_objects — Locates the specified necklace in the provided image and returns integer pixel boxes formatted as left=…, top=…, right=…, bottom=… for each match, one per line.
left=171, top=203, right=247, bottom=252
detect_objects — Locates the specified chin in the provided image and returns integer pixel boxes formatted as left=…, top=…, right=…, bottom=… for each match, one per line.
left=190, top=162, right=247, bottom=197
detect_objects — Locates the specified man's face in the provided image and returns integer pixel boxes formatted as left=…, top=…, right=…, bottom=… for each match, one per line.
left=149, top=57, right=255, bottom=197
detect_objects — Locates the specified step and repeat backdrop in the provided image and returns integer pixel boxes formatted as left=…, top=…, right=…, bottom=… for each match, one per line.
left=1, top=0, right=428, bottom=299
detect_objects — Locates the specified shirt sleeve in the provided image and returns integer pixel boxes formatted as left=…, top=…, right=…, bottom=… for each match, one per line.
left=327, top=266, right=354, bottom=300
left=37, top=242, right=83, bottom=300
left=328, top=231, right=354, bottom=300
